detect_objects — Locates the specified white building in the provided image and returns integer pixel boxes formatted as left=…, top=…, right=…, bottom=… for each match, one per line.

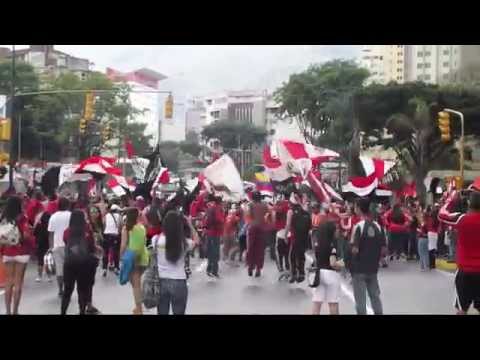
left=106, top=67, right=167, bottom=145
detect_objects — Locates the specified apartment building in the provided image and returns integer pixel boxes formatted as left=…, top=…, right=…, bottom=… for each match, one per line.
left=360, top=45, right=406, bottom=84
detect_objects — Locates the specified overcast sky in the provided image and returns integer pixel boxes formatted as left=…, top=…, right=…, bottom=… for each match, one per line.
left=10, top=45, right=361, bottom=97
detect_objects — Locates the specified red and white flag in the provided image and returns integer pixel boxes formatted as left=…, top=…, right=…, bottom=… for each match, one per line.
left=342, top=157, right=395, bottom=197
left=150, top=167, right=170, bottom=198
left=75, top=156, right=122, bottom=176
left=107, top=178, right=127, bottom=197
left=305, top=170, right=343, bottom=204
left=263, top=140, right=339, bottom=182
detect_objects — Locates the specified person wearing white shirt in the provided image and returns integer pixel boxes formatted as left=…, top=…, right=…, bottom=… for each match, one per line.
left=47, top=197, right=71, bottom=297
left=102, top=204, right=122, bottom=277
left=151, top=210, right=199, bottom=315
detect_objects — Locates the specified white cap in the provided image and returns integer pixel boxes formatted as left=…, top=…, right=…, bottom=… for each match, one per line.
left=110, top=204, right=120, bottom=211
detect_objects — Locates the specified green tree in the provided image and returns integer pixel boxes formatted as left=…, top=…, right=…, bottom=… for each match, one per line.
left=158, top=141, right=180, bottom=173
left=201, top=120, right=266, bottom=149
left=179, top=141, right=202, bottom=157
left=274, top=60, right=369, bottom=145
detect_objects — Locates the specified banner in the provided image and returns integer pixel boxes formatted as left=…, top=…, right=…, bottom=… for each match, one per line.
left=203, top=154, right=244, bottom=202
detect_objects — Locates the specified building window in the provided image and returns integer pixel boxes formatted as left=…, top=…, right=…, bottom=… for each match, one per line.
left=211, top=111, right=220, bottom=119
left=379, top=56, right=383, bottom=60
left=397, top=68, right=402, bottom=73
left=397, top=60, right=403, bottom=64
left=417, top=75, right=423, bottom=81
left=443, top=74, right=449, bottom=80
left=398, top=52, right=403, bottom=56
left=417, top=63, right=424, bottom=69
left=206, top=99, right=212, bottom=106
left=424, top=63, right=431, bottom=68
left=424, top=74, right=431, bottom=80
left=425, top=51, right=431, bottom=56
left=443, top=50, right=449, bottom=55
left=443, top=62, right=450, bottom=67
left=417, top=52, right=423, bottom=57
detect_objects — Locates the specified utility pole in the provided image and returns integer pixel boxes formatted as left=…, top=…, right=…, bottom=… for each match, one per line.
left=7, top=45, right=16, bottom=193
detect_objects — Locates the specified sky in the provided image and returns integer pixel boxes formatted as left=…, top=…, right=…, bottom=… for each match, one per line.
left=8, top=45, right=361, bottom=97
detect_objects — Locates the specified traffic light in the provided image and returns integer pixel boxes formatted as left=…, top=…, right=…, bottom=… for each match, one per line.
left=0, top=118, right=11, bottom=141
left=438, top=111, right=451, bottom=142
left=84, top=91, right=95, bottom=122
left=79, top=118, right=87, bottom=134
left=165, top=94, right=173, bottom=119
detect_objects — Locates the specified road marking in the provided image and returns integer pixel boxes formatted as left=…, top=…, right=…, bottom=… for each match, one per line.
left=195, top=260, right=208, bottom=273
left=340, top=280, right=374, bottom=315
left=435, top=269, right=455, bottom=278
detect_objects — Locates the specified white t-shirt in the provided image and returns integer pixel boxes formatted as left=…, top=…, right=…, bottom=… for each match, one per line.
left=48, top=210, right=71, bottom=249
left=104, top=212, right=121, bottom=235
left=153, top=234, right=193, bottom=280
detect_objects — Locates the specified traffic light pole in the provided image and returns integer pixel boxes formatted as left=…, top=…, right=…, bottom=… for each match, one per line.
left=444, top=108, right=465, bottom=184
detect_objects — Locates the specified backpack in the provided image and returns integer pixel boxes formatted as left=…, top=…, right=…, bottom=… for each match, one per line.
left=349, top=220, right=384, bottom=274
left=0, top=217, right=21, bottom=246
left=65, top=235, right=90, bottom=265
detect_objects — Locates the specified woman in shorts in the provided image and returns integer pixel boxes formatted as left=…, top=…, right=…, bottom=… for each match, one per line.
left=0, top=196, right=33, bottom=315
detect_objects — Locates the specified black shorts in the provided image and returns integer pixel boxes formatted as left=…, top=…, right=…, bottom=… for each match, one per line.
left=454, top=270, right=480, bottom=312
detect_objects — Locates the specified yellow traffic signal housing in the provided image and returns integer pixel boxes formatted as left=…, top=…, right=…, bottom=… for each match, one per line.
left=0, top=152, right=9, bottom=165
left=79, top=118, right=87, bottom=134
left=84, top=91, right=95, bottom=122
left=438, top=111, right=451, bottom=142
left=0, top=118, right=11, bottom=141
left=165, top=94, right=173, bottom=119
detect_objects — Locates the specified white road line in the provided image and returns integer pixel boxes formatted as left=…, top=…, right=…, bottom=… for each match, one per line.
left=195, top=260, right=208, bottom=273
left=340, top=280, right=374, bottom=315
left=435, top=269, right=455, bottom=277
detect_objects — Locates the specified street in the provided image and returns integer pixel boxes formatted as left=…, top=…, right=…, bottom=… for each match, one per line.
left=1, top=256, right=457, bottom=315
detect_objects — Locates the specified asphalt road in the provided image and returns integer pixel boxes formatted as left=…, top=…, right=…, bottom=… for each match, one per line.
left=0, top=256, right=457, bottom=315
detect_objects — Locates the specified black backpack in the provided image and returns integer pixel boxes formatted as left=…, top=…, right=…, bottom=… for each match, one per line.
left=349, top=220, right=384, bottom=274
left=65, top=235, right=90, bottom=265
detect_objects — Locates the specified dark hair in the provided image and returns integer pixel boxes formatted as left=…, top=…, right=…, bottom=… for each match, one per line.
left=317, top=221, right=336, bottom=248
left=69, top=210, right=87, bottom=239
left=88, top=205, right=103, bottom=233
left=125, top=208, right=139, bottom=232
left=163, top=210, right=186, bottom=264
left=469, top=191, right=480, bottom=211
left=146, top=207, right=161, bottom=228
left=58, top=197, right=70, bottom=211
left=2, top=196, right=22, bottom=222
left=33, top=190, right=43, bottom=201
left=40, top=211, right=51, bottom=227
left=356, top=198, right=371, bottom=215
left=49, top=193, right=57, bottom=201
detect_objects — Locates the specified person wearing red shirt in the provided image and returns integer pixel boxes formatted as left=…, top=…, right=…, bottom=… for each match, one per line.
left=25, top=191, right=45, bottom=226
left=439, top=190, right=480, bottom=314
left=0, top=196, right=34, bottom=315
left=384, top=203, right=411, bottom=261
left=246, top=192, right=268, bottom=277
left=46, top=194, right=59, bottom=215
left=204, top=194, right=224, bottom=278
left=272, top=197, right=289, bottom=272
left=223, top=208, right=240, bottom=263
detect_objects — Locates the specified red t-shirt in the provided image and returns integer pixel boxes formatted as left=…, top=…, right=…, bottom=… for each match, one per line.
left=46, top=200, right=59, bottom=215
left=273, top=200, right=289, bottom=231
left=0, top=215, right=34, bottom=257
left=26, top=199, right=44, bottom=225
left=205, top=204, right=224, bottom=237
left=224, top=214, right=239, bottom=237
left=453, top=212, right=480, bottom=273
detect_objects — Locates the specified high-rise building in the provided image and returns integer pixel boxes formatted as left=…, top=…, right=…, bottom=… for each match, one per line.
left=360, top=45, right=406, bottom=84
left=361, top=45, right=480, bottom=85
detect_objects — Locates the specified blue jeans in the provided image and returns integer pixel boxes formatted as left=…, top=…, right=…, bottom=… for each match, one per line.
left=449, top=237, right=457, bottom=262
left=207, top=236, right=220, bottom=275
left=417, top=237, right=429, bottom=270
left=351, top=273, right=383, bottom=315
left=157, top=278, right=188, bottom=315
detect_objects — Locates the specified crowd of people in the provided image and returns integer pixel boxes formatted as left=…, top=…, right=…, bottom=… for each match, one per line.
left=1, top=179, right=479, bottom=315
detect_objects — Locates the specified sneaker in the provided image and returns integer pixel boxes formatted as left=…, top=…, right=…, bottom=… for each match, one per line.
left=382, top=263, right=388, bottom=268
left=212, top=273, right=220, bottom=279
left=102, top=270, right=107, bottom=278
left=297, top=275, right=305, bottom=283
left=86, top=306, right=100, bottom=315
left=113, top=268, right=120, bottom=275
left=248, top=269, right=253, bottom=277
left=255, top=270, right=261, bottom=278
left=207, top=272, right=213, bottom=277
left=47, top=277, right=53, bottom=283
left=35, top=277, right=42, bottom=282
left=289, top=275, right=296, bottom=284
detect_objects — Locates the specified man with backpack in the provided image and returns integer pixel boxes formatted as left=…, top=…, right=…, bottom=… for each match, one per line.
left=205, top=194, right=225, bottom=278
left=349, top=197, right=387, bottom=315
left=285, top=193, right=311, bottom=284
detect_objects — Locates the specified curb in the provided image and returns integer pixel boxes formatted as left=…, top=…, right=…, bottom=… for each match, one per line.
left=436, top=259, right=457, bottom=272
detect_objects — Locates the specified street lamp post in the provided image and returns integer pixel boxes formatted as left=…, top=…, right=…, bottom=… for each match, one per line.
left=443, top=108, right=465, bottom=184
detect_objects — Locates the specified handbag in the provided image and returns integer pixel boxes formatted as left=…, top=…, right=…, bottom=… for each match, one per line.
left=142, top=237, right=161, bottom=309
left=119, top=249, right=136, bottom=286
left=0, top=217, right=21, bottom=246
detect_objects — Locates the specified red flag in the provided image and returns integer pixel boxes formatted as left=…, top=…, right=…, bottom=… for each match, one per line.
left=125, top=138, right=135, bottom=159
